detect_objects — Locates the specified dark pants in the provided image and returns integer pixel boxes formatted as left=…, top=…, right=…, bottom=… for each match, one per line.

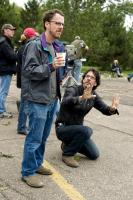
left=56, top=125, right=99, bottom=160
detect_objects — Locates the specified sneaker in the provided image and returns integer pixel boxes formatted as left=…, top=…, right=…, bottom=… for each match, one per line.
left=0, top=112, right=13, bottom=118
left=17, top=131, right=27, bottom=135
left=22, top=175, right=44, bottom=188
left=62, top=155, right=79, bottom=168
left=61, top=142, right=65, bottom=151
left=118, top=74, right=123, bottom=78
left=127, top=77, right=131, bottom=82
left=36, top=165, right=53, bottom=175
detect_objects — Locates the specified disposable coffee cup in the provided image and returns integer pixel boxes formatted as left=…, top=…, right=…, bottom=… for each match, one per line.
left=56, top=52, right=66, bottom=66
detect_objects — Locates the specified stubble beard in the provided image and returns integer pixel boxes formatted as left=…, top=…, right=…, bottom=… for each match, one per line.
left=50, top=28, right=62, bottom=39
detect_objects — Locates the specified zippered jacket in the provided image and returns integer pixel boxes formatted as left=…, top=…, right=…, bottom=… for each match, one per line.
left=0, top=36, right=17, bottom=75
left=21, top=33, right=67, bottom=104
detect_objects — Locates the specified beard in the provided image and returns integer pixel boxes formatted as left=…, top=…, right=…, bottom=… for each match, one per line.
left=83, top=81, right=92, bottom=89
left=49, top=29, right=62, bottom=39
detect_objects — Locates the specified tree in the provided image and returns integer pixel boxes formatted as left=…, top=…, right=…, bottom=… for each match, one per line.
left=126, top=27, right=133, bottom=69
left=20, top=0, right=41, bottom=30
left=0, top=0, right=20, bottom=29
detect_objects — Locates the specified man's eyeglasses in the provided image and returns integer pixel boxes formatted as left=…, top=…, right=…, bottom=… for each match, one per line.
left=50, top=21, right=64, bottom=27
left=85, top=75, right=96, bottom=80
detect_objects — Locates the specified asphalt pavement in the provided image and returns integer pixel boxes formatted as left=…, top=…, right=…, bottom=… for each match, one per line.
left=0, top=76, right=133, bottom=200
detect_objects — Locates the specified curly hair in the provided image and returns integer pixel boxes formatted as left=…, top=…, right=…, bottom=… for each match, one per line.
left=82, top=68, right=101, bottom=90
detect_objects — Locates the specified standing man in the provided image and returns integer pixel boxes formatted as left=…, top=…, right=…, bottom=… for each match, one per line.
left=21, top=9, right=66, bottom=188
left=0, top=24, right=17, bottom=118
left=71, top=36, right=89, bottom=82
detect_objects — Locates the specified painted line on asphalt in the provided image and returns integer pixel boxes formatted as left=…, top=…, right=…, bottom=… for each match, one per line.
left=44, top=161, right=86, bottom=200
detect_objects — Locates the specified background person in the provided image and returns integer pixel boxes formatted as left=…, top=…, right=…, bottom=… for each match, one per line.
left=71, top=36, right=89, bottom=82
left=55, top=68, right=119, bottom=168
left=0, top=24, right=17, bottom=118
left=127, top=73, right=133, bottom=82
left=111, top=59, right=123, bottom=77
left=16, top=27, right=38, bottom=135
left=21, top=9, right=66, bottom=188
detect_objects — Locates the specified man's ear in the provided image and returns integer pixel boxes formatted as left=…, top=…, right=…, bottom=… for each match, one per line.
left=45, top=21, right=49, bottom=29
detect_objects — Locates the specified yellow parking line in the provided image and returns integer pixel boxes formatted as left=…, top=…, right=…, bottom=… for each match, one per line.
left=44, top=161, right=86, bottom=200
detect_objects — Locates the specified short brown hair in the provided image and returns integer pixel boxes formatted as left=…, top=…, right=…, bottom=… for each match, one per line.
left=43, top=9, right=64, bottom=29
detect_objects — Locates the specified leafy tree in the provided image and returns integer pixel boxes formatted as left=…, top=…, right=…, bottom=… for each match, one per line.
left=126, top=27, right=133, bottom=69
left=0, top=0, right=21, bottom=45
left=20, top=0, right=41, bottom=30
left=0, top=0, right=20, bottom=29
left=1, top=0, right=132, bottom=70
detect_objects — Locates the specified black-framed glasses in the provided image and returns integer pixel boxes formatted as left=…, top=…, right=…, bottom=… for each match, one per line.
left=85, top=74, right=96, bottom=80
left=50, top=21, right=64, bottom=26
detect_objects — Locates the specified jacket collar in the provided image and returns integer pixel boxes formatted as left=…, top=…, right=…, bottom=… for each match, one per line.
left=40, top=32, right=64, bottom=52
left=0, top=36, right=5, bottom=44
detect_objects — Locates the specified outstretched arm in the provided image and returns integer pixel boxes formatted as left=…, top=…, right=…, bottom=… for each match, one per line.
left=109, top=96, right=119, bottom=114
left=94, top=94, right=119, bottom=115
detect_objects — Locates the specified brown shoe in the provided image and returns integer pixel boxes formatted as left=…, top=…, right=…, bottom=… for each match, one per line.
left=61, top=142, right=65, bottom=151
left=36, top=165, right=53, bottom=175
left=22, top=175, right=44, bottom=188
left=62, top=155, right=79, bottom=168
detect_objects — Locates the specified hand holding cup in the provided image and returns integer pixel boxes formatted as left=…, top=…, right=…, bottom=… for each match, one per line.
left=53, top=52, right=66, bottom=69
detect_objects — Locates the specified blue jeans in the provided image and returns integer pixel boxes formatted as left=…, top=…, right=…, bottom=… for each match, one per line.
left=0, top=75, right=12, bottom=113
left=112, top=67, right=121, bottom=76
left=21, top=99, right=58, bottom=177
left=17, top=97, right=28, bottom=133
left=55, top=99, right=60, bottom=117
left=72, top=59, right=82, bottom=82
left=56, top=125, right=99, bottom=159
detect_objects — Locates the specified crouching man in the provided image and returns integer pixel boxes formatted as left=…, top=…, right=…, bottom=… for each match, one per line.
left=55, top=68, right=119, bottom=167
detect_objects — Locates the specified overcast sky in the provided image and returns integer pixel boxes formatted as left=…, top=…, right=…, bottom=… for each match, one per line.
left=10, top=0, right=27, bottom=7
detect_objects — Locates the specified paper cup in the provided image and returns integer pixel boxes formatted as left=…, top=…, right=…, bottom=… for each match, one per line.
left=56, top=52, right=66, bottom=66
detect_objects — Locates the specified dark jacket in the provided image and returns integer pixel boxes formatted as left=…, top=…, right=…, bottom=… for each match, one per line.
left=111, top=63, right=121, bottom=72
left=16, top=43, right=26, bottom=88
left=56, top=85, right=118, bottom=126
left=0, top=36, right=17, bottom=75
left=16, top=38, right=34, bottom=88
left=21, top=33, right=67, bottom=104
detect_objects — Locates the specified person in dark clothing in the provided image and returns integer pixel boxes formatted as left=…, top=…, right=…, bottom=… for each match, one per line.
left=111, top=60, right=123, bottom=77
left=127, top=73, right=133, bottom=82
left=55, top=68, right=119, bottom=168
left=0, top=24, right=17, bottom=118
left=16, top=28, right=38, bottom=135
left=16, top=34, right=27, bottom=89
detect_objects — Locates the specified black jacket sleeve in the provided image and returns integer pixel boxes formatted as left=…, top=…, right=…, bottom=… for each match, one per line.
left=1, top=40, right=17, bottom=62
left=94, top=93, right=119, bottom=115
